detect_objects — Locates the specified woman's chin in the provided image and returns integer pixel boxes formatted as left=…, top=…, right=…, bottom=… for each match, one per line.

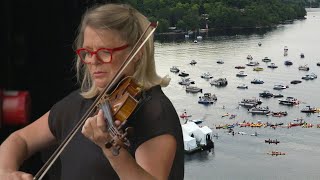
left=95, top=80, right=109, bottom=89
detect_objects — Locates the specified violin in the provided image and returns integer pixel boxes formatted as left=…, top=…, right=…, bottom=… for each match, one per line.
left=33, top=21, right=158, bottom=180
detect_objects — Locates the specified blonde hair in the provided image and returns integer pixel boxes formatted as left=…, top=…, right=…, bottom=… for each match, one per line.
left=74, top=3, right=170, bottom=99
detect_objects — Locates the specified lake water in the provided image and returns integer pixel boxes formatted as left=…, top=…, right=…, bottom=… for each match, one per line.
left=155, top=8, right=320, bottom=180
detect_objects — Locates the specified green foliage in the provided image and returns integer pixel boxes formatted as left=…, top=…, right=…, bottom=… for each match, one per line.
left=123, top=0, right=307, bottom=33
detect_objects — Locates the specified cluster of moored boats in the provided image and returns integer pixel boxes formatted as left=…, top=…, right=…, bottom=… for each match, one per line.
left=171, top=45, right=320, bottom=156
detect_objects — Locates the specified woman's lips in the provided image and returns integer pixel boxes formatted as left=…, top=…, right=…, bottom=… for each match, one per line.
left=93, top=71, right=107, bottom=78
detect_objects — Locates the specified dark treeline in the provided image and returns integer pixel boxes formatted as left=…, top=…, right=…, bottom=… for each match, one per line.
left=120, top=0, right=309, bottom=33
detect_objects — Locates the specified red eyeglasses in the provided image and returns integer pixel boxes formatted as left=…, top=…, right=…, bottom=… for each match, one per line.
left=76, top=44, right=129, bottom=64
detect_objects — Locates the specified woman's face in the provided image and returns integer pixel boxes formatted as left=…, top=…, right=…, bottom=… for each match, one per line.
left=82, top=26, right=134, bottom=90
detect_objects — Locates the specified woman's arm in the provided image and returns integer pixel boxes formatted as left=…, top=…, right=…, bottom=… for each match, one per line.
left=82, top=110, right=177, bottom=180
left=0, top=111, right=57, bottom=177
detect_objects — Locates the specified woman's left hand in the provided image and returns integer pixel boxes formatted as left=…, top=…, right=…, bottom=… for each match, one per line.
left=81, top=109, right=111, bottom=148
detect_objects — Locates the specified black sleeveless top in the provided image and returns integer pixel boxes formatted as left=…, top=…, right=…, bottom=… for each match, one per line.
left=48, top=85, right=184, bottom=180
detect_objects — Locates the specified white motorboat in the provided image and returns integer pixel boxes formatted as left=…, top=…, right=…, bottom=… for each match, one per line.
left=201, top=72, right=213, bottom=79
left=259, top=90, right=273, bottom=98
left=267, top=63, right=278, bottom=68
left=302, top=73, right=317, bottom=80
left=237, top=84, right=248, bottom=89
left=178, top=71, right=189, bottom=77
left=273, top=84, right=289, bottom=90
left=190, top=59, right=197, bottom=65
left=278, top=97, right=299, bottom=106
left=236, top=71, right=248, bottom=77
left=185, top=86, right=202, bottom=93
left=210, top=78, right=228, bottom=86
left=248, top=106, right=270, bottom=114
left=246, top=61, right=259, bottom=66
left=298, top=65, right=309, bottom=71
left=178, top=78, right=195, bottom=86
left=198, top=93, right=217, bottom=104
left=262, top=57, right=271, bottom=62
left=251, top=79, right=264, bottom=84
left=217, top=60, right=224, bottom=64
left=239, top=98, right=262, bottom=108
left=170, top=66, right=180, bottom=73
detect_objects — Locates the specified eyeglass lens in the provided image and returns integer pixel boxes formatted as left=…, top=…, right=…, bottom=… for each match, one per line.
left=79, top=49, right=111, bottom=63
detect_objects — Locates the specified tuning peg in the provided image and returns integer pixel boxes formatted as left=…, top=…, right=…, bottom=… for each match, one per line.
left=111, top=146, right=120, bottom=156
left=124, top=127, right=134, bottom=138
left=105, top=141, right=113, bottom=149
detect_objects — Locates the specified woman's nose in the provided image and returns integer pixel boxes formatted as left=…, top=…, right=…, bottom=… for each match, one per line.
left=90, top=54, right=102, bottom=65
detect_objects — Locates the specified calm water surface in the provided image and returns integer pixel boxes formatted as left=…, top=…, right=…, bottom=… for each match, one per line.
left=155, top=9, right=320, bottom=180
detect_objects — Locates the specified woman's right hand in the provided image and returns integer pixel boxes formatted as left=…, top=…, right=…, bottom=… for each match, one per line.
left=0, top=170, right=33, bottom=180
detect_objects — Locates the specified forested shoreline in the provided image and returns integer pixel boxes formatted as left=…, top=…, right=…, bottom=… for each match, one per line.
left=123, top=0, right=310, bottom=33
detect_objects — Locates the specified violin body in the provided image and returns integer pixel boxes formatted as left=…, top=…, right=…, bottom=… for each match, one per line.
left=106, top=77, right=142, bottom=123
left=99, top=77, right=142, bottom=155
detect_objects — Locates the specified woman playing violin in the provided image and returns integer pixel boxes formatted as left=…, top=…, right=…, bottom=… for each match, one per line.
left=0, top=3, right=184, bottom=180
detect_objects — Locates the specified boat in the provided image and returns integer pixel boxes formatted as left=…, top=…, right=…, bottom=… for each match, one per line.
left=317, top=62, right=320, bottom=66
left=293, top=117, right=304, bottom=122
left=284, top=60, right=293, bottom=65
left=248, top=106, right=270, bottom=114
left=253, top=67, right=264, bottom=71
left=189, top=119, right=204, bottom=124
left=235, top=66, right=245, bottom=69
left=309, top=73, right=317, bottom=79
left=178, top=78, right=195, bottom=86
left=180, top=110, right=192, bottom=119
left=302, top=73, right=317, bottom=80
left=251, top=79, right=264, bottom=84
left=273, top=84, right=289, bottom=90
left=288, top=122, right=304, bottom=127
left=237, top=84, right=248, bottom=89
left=200, top=72, right=213, bottom=79
left=210, top=78, right=228, bottom=86
left=300, top=105, right=317, bottom=113
left=170, top=66, right=180, bottom=73
left=265, top=139, right=280, bottom=144
left=190, top=59, right=197, bottom=65
left=247, top=55, right=253, bottom=60
left=178, top=71, right=189, bottom=77
left=258, top=42, right=262, bottom=46
left=246, top=61, right=259, bottom=66
left=193, top=39, right=198, bottom=43
left=267, top=151, right=286, bottom=156
left=270, top=111, right=287, bottom=117
left=236, top=71, right=248, bottom=77
left=251, top=132, right=258, bottom=136
left=300, top=53, right=305, bottom=58
left=273, top=94, right=284, bottom=98
left=198, top=93, right=217, bottom=104
left=267, top=63, right=278, bottom=69
left=185, top=86, right=202, bottom=93
left=259, top=90, right=273, bottom=98
left=262, top=57, right=271, bottom=62
left=290, top=80, right=302, bottom=84
left=284, top=46, right=288, bottom=52
left=238, top=131, right=247, bottom=135
left=216, top=60, right=224, bottom=64
left=278, top=97, right=299, bottom=106
left=298, top=65, right=309, bottom=71
left=182, top=122, right=214, bottom=154
left=239, top=98, right=262, bottom=108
